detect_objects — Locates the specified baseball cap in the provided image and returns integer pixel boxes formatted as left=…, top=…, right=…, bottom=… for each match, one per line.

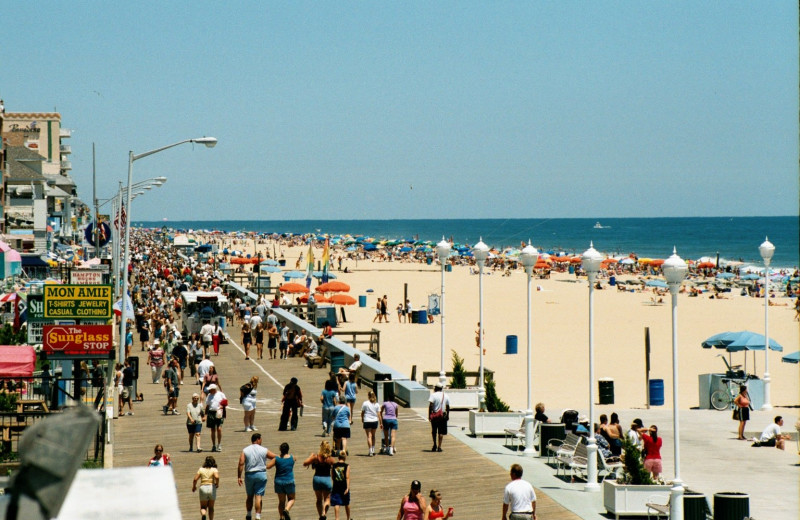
left=207, top=384, right=218, bottom=391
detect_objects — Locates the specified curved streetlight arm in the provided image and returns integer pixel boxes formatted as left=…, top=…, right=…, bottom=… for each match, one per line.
left=131, top=137, right=217, bottom=162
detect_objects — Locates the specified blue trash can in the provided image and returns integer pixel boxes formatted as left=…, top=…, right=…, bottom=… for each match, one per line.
left=426, top=257, right=433, bottom=265
left=445, top=264, right=452, bottom=272
left=358, top=295, right=367, bottom=307
left=649, top=379, right=665, bottom=406
left=505, top=335, right=518, bottom=354
left=417, top=310, right=427, bottom=324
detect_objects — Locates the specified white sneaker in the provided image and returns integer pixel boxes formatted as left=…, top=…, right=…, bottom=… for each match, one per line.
left=245, top=427, right=252, bottom=432
left=251, top=426, right=258, bottom=431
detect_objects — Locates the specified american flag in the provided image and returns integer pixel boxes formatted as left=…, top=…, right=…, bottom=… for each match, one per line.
left=114, top=204, right=127, bottom=230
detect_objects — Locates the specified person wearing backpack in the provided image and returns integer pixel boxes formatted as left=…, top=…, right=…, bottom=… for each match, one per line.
left=241, top=376, right=259, bottom=432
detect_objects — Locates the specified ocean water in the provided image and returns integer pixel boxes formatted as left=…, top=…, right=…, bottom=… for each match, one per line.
left=136, top=216, right=799, bottom=268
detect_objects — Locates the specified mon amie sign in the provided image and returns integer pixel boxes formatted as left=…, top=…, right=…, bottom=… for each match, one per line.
left=43, top=284, right=112, bottom=319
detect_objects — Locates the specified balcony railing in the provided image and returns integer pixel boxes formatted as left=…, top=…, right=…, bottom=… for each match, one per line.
left=59, top=128, right=72, bottom=138
left=60, top=144, right=71, bottom=154
left=61, top=160, right=72, bottom=170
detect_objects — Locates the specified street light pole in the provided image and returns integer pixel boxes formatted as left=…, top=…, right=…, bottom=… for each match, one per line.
left=436, top=237, right=451, bottom=388
left=759, top=237, right=774, bottom=410
left=472, top=238, right=489, bottom=412
left=520, top=240, right=538, bottom=455
left=581, top=242, right=603, bottom=491
left=118, top=138, right=216, bottom=363
left=663, top=247, right=688, bottom=520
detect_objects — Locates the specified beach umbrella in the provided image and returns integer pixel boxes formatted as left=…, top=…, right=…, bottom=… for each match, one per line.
left=645, top=279, right=668, bottom=288
left=312, top=271, right=337, bottom=279
left=260, top=266, right=282, bottom=273
left=283, top=270, right=306, bottom=279
left=781, top=351, right=799, bottom=364
left=279, top=283, right=309, bottom=294
left=329, top=294, right=357, bottom=306
left=619, top=258, right=635, bottom=265
left=697, top=261, right=716, bottom=269
left=716, top=272, right=735, bottom=280
left=317, top=281, right=350, bottom=293
left=299, top=293, right=329, bottom=303
left=650, top=259, right=665, bottom=267
left=261, top=259, right=279, bottom=266
left=740, top=274, right=761, bottom=281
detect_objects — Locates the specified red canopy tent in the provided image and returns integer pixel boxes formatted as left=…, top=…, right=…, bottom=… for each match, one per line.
left=0, top=345, right=36, bottom=378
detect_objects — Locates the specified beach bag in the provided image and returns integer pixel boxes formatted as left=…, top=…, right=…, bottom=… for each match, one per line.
left=215, top=408, right=223, bottom=419
left=732, top=408, right=740, bottom=421
left=430, top=391, right=446, bottom=421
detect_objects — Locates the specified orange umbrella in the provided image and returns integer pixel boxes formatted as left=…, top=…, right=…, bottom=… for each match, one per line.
left=697, top=261, right=715, bottom=269
left=570, top=256, right=583, bottom=264
left=534, top=261, right=550, bottom=269
left=650, top=259, right=665, bottom=267
left=329, top=294, right=357, bottom=305
left=602, top=258, right=618, bottom=264
left=299, top=293, right=329, bottom=303
left=317, top=281, right=351, bottom=293
left=279, top=283, right=309, bottom=294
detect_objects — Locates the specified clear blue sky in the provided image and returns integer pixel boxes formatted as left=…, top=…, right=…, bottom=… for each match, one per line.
left=3, top=2, right=797, bottom=220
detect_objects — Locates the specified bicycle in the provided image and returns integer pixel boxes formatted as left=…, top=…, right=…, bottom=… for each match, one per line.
left=710, top=377, right=747, bottom=410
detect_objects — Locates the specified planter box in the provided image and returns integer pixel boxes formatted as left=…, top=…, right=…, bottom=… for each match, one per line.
left=468, top=410, right=524, bottom=437
left=446, top=388, right=479, bottom=410
left=603, top=480, right=671, bottom=519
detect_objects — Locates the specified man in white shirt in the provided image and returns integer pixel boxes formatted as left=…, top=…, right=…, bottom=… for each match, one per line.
left=197, top=358, right=214, bottom=387
left=199, top=320, right=215, bottom=357
left=758, top=416, right=790, bottom=450
left=205, top=384, right=227, bottom=452
left=249, top=313, right=262, bottom=330
left=428, top=384, right=451, bottom=452
left=502, top=464, right=537, bottom=520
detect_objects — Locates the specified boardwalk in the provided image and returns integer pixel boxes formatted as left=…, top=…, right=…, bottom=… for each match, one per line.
left=113, top=321, right=581, bottom=520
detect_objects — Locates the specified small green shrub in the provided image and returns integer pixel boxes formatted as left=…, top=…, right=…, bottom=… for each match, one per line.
left=618, top=437, right=654, bottom=485
left=449, top=350, right=467, bottom=389
left=0, top=392, right=18, bottom=413
left=484, top=379, right=509, bottom=412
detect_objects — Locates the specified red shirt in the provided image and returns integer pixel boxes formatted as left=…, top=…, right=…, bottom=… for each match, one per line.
left=642, top=433, right=662, bottom=460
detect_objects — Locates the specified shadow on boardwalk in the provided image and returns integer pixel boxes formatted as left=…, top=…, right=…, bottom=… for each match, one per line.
left=113, top=325, right=581, bottom=520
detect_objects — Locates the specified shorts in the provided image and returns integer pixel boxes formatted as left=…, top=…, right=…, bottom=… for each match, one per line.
left=274, top=480, right=296, bottom=495
left=761, top=437, right=777, bottom=447
left=207, top=414, right=224, bottom=428
left=382, top=419, right=398, bottom=430
left=363, top=421, right=378, bottom=430
left=330, top=491, right=351, bottom=506
left=187, top=422, right=203, bottom=434
left=244, top=472, right=267, bottom=496
left=279, top=341, right=288, bottom=351
left=644, top=458, right=663, bottom=475
left=121, top=386, right=132, bottom=400
left=333, top=427, right=351, bottom=439
left=346, top=398, right=356, bottom=404
left=431, top=418, right=448, bottom=436
left=198, top=484, right=216, bottom=501
left=169, top=388, right=179, bottom=399
left=312, top=475, right=333, bottom=492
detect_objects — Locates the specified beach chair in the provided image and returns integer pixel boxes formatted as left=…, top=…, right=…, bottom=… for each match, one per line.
left=554, top=434, right=582, bottom=477
left=307, top=343, right=328, bottom=369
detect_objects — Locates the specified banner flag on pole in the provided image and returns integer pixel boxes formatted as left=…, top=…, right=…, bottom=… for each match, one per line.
left=305, top=241, right=315, bottom=289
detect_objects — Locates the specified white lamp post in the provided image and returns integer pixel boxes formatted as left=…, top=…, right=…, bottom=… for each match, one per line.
left=663, top=247, right=688, bottom=520
left=520, top=240, right=538, bottom=455
left=472, top=238, right=489, bottom=411
left=119, top=137, right=216, bottom=363
left=436, top=237, right=451, bottom=388
left=581, top=242, right=603, bottom=491
left=759, top=237, right=775, bottom=410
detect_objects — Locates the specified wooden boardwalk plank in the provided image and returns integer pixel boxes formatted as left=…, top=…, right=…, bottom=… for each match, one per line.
left=113, top=322, right=581, bottom=520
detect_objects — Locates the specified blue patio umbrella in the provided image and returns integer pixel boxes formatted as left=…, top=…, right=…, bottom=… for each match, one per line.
left=781, top=351, right=799, bottom=364
left=260, top=266, right=282, bottom=273
left=399, top=246, right=413, bottom=253
left=740, top=274, right=761, bottom=281
left=261, top=259, right=279, bottom=266
left=313, top=271, right=337, bottom=279
left=283, top=270, right=306, bottom=279
left=716, top=272, right=735, bottom=280
left=701, top=331, right=783, bottom=351
left=645, top=279, right=668, bottom=288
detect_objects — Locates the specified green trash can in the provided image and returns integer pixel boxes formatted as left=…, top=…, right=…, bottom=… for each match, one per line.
left=330, top=351, right=345, bottom=374
left=598, top=378, right=614, bottom=405
left=713, top=492, right=748, bottom=520
left=539, top=423, right=566, bottom=455
left=684, top=491, right=709, bottom=520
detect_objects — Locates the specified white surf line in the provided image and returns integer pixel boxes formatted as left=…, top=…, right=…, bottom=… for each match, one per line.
left=225, top=336, right=285, bottom=389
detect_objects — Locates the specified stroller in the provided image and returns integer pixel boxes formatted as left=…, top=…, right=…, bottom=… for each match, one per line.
left=560, top=409, right=580, bottom=433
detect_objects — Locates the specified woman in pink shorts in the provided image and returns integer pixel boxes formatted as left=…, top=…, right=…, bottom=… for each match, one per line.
left=640, top=424, right=663, bottom=478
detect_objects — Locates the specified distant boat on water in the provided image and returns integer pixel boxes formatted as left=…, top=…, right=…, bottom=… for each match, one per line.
left=594, top=221, right=610, bottom=229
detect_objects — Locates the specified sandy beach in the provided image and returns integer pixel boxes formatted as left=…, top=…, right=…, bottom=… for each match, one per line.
left=207, top=236, right=799, bottom=414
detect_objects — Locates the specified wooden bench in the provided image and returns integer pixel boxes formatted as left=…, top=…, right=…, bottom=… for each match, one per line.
left=306, top=343, right=328, bottom=368
left=17, top=399, right=48, bottom=413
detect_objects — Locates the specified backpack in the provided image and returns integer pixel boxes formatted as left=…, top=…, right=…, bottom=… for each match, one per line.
left=239, top=382, right=252, bottom=404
